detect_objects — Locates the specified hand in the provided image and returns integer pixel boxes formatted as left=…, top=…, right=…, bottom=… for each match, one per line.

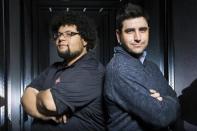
left=149, top=89, right=163, bottom=101
left=51, top=114, right=67, bottom=124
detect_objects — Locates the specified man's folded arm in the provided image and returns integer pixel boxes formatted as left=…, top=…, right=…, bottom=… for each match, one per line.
left=36, top=88, right=57, bottom=115
left=21, top=87, right=54, bottom=120
left=112, top=70, right=180, bottom=128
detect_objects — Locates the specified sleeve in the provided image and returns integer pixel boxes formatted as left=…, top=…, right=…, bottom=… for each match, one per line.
left=152, top=62, right=178, bottom=98
left=50, top=68, right=103, bottom=115
left=27, top=67, right=51, bottom=91
left=111, top=66, right=180, bottom=128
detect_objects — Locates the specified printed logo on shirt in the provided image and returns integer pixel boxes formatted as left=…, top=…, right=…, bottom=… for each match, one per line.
left=55, top=77, right=61, bottom=84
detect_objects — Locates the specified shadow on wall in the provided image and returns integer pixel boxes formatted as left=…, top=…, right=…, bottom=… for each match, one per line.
left=179, top=79, right=197, bottom=130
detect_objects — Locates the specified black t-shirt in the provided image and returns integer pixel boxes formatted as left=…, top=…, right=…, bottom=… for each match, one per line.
left=28, top=52, right=106, bottom=131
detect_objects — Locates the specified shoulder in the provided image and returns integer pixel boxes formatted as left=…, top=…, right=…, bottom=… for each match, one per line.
left=52, top=61, right=62, bottom=66
left=106, top=53, right=142, bottom=75
left=41, top=62, right=63, bottom=73
left=79, top=52, right=105, bottom=73
left=67, top=57, right=105, bottom=81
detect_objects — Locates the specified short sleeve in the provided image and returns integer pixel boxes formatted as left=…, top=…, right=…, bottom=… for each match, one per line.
left=27, top=67, right=51, bottom=91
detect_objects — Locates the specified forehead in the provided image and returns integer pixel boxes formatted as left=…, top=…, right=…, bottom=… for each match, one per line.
left=122, top=17, right=148, bottom=29
left=58, top=25, right=77, bottom=32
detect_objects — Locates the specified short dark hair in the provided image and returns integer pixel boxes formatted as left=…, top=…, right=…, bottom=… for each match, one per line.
left=50, top=12, right=97, bottom=51
left=116, top=3, right=149, bottom=31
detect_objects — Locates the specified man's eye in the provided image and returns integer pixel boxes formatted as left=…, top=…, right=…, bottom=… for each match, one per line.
left=65, top=32, right=72, bottom=36
left=125, top=29, right=135, bottom=33
left=139, top=27, right=148, bottom=32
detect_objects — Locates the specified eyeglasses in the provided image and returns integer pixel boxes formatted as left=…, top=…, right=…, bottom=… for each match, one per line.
left=53, top=31, right=80, bottom=40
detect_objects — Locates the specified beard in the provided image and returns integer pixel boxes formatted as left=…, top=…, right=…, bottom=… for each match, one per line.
left=57, top=45, right=82, bottom=60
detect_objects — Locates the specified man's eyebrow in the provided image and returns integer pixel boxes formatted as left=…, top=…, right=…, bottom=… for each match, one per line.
left=124, top=27, right=149, bottom=32
left=139, top=27, right=149, bottom=30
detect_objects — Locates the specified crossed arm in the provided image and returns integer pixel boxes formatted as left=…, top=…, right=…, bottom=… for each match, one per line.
left=110, top=68, right=180, bottom=128
left=21, top=87, right=67, bottom=123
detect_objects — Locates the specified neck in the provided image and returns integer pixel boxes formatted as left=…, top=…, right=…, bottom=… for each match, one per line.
left=66, top=49, right=87, bottom=66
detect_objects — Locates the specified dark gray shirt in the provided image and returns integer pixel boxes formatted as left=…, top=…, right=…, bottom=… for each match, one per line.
left=28, top=51, right=106, bottom=131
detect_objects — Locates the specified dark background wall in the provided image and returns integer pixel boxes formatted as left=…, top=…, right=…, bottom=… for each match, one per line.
left=173, top=0, right=197, bottom=98
left=0, top=0, right=197, bottom=130
left=172, top=0, right=197, bottom=130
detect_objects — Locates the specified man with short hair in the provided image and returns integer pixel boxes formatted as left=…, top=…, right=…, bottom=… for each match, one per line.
left=104, top=3, right=180, bottom=131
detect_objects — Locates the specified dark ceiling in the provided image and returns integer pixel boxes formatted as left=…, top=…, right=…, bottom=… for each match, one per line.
left=36, top=0, right=144, bottom=8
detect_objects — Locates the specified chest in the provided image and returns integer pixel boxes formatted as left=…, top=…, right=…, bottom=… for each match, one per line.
left=42, top=67, right=73, bottom=89
left=133, top=65, right=169, bottom=94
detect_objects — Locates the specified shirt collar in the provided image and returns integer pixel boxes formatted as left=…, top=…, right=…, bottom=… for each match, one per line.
left=139, top=51, right=147, bottom=64
left=114, top=46, right=147, bottom=64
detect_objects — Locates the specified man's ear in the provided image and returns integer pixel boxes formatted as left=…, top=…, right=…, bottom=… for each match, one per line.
left=116, top=29, right=121, bottom=44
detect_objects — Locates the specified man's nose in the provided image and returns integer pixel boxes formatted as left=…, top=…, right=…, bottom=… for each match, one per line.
left=58, top=34, right=70, bottom=42
left=134, top=31, right=141, bottom=42
left=59, top=34, right=66, bottom=40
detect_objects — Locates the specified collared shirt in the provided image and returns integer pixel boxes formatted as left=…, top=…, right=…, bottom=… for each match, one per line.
left=139, top=51, right=147, bottom=64
left=28, top=51, right=106, bottom=131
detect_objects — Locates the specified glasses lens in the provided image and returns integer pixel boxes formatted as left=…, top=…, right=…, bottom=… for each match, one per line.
left=54, top=31, right=79, bottom=40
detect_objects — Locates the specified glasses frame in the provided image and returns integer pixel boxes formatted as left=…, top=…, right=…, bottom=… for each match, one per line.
left=53, top=31, right=80, bottom=40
